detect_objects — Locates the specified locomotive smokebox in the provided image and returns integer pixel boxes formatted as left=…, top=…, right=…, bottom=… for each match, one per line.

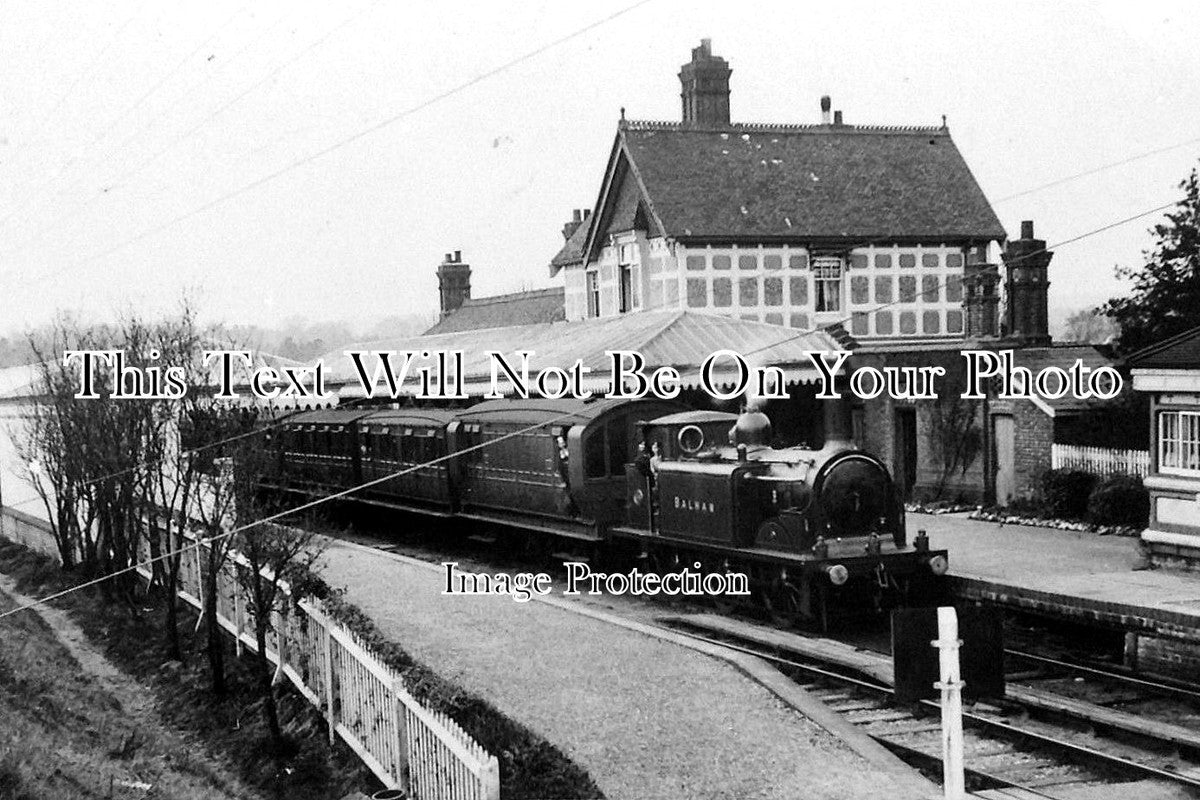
left=732, top=410, right=773, bottom=447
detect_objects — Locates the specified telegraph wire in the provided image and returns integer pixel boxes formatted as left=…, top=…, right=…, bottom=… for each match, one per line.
left=0, top=192, right=1184, bottom=614
left=7, top=0, right=382, bottom=260
left=0, top=2, right=254, bottom=234
left=1, top=193, right=1184, bottom=515
left=3, top=6, right=144, bottom=161
left=818, top=197, right=1182, bottom=334
left=994, top=135, right=1200, bottom=203
left=2, top=3, right=297, bottom=242
left=2, top=0, right=656, bottom=288
left=0, top=408, right=587, bottom=621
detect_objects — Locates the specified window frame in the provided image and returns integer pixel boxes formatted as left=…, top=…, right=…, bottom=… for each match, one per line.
left=1159, top=409, right=1200, bottom=475
left=586, top=270, right=600, bottom=318
left=813, top=256, right=843, bottom=313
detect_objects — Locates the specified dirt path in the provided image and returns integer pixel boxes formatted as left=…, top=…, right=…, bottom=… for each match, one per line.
left=0, top=572, right=262, bottom=800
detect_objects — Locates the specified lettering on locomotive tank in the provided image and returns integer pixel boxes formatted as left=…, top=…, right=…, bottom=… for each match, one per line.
left=673, top=495, right=716, bottom=514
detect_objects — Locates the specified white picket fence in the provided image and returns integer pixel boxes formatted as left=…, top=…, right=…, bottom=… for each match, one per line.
left=1051, top=444, right=1150, bottom=477
left=137, top=530, right=500, bottom=800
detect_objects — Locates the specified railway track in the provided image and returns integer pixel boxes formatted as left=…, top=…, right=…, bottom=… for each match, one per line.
left=337, top=521, right=1200, bottom=797
left=660, top=617, right=1200, bottom=800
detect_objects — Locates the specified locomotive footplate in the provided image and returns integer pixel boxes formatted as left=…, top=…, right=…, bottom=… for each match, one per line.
left=608, top=525, right=948, bottom=578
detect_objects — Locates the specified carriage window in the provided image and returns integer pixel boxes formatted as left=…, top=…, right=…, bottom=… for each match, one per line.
left=607, top=422, right=628, bottom=476
left=585, top=432, right=606, bottom=477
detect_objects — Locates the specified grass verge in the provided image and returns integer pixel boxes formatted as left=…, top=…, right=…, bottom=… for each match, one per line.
left=0, top=536, right=376, bottom=800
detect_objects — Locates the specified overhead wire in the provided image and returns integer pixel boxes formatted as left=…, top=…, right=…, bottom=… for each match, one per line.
left=0, top=2, right=254, bottom=234
left=1, top=3, right=297, bottom=243
left=8, top=2, right=378, bottom=258
left=0, top=407, right=587, bottom=621
left=1, top=0, right=656, bottom=288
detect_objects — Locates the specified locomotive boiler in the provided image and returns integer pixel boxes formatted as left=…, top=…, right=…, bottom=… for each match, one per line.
left=613, top=408, right=947, bottom=626
left=261, top=397, right=946, bottom=628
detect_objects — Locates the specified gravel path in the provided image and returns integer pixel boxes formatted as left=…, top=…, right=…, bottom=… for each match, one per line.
left=321, top=539, right=932, bottom=800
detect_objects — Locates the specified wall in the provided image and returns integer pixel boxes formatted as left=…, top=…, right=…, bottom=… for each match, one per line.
left=565, top=239, right=972, bottom=340
left=851, top=350, right=988, bottom=503
left=0, top=505, right=59, bottom=563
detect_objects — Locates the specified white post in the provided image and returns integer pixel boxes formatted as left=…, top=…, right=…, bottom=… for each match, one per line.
left=933, top=606, right=965, bottom=800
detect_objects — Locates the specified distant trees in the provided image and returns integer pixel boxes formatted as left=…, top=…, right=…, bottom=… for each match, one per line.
left=1060, top=307, right=1119, bottom=345
left=1103, top=163, right=1200, bottom=355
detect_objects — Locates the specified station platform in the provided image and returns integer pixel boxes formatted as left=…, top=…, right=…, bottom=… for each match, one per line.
left=320, top=539, right=936, bottom=800
left=918, top=512, right=1200, bottom=646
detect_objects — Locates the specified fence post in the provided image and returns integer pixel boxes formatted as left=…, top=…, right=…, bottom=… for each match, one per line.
left=233, top=565, right=245, bottom=657
left=391, top=677, right=410, bottom=792
left=273, top=605, right=286, bottom=686
left=323, top=620, right=336, bottom=744
left=481, top=755, right=500, bottom=800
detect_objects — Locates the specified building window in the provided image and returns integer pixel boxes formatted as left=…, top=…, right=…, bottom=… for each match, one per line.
left=586, top=271, right=600, bottom=318
left=1160, top=410, right=1200, bottom=474
left=619, top=265, right=633, bottom=313
left=713, top=277, right=732, bottom=307
left=813, top=257, right=842, bottom=312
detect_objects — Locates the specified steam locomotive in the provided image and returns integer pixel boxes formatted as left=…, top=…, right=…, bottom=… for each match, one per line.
left=260, top=397, right=947, bottom=626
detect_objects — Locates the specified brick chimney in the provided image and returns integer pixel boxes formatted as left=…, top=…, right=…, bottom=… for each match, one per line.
left=679, top=38, right=731, bottom=127
left=1002, top=220, right=1053, bottom=346
left=437, top=251, right=471, bottom=319
left=962, top=259, right=1001, bottom=339
left=561, top=208, right=591, bottom=241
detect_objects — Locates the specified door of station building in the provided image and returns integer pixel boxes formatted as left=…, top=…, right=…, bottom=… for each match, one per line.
left=993, top=414, right=1015, bottom=506
left=893, top=408, right=918, bottom=500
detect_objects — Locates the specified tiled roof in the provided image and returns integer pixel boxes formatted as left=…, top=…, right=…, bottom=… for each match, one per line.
left=423, top=287, right=565, bottom=335
left=324, top=310, right=846, bottom=396
left=618, top=121, right=1007, bottom=244
left=1013, top=344, right=1118, bottom=415
left=1126, top=325, right=1200, bottom=369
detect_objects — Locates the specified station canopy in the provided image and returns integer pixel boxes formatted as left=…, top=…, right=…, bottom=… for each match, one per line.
left=319, top=310, right=848, bottom=400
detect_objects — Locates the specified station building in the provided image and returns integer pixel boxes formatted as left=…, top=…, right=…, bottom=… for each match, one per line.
left=1130, top=327, right=1200, bottom=568
left=415, top=40, right=1122, bottom=506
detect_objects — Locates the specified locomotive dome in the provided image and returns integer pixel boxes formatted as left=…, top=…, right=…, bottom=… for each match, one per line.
left=732, top=410, right=773, bottom=448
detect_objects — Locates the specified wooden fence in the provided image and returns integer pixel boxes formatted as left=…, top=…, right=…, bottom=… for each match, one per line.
left=1051, top=444, right=1150, bottom=477
left=137, top=530, right=500, bottom=800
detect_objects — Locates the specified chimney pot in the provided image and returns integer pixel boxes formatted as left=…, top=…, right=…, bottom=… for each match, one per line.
left=820, top=95, right=831, bottom=124
left=454, top=250, right=461, bottom=262
left=1020, top=220, right=1034, bottom=240
left=833, top=110, right=843, bottom=125
left=573, top=209, right=582, bottom=222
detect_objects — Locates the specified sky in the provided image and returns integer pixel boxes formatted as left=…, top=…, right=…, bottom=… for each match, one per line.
left=1, top=0, right=1199, bottom=335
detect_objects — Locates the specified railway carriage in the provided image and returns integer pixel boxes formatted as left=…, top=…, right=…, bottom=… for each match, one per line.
left=259, top=396, right=946, bottom=627
left=450, top=398, right=684, bottom=540
left=277, top=408, right=374, bottom=489
left=358, top=409, right=458, bottom=514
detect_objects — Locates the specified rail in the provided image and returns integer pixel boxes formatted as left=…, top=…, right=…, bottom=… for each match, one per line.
left=136, top=527, right=501, bottom=800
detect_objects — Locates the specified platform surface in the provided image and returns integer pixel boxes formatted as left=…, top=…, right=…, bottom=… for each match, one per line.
left=319, top=539, right=931, bottom=800
left=916, top=513, right=1200, bottom=639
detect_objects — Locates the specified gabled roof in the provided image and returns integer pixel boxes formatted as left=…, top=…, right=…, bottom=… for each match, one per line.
left=552, top=119, right=1006, bottom=274
left=1126, top=325, right=1200, bottom=370
left=423, top=287, right=565, bottom=335
left=323, top=310, right=847, bottom=397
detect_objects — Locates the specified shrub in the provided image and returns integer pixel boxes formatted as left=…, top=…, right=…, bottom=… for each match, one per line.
left=1087, top=474, right=1150, bottom=528
left=1041, top=469, right=1098, bottom=520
